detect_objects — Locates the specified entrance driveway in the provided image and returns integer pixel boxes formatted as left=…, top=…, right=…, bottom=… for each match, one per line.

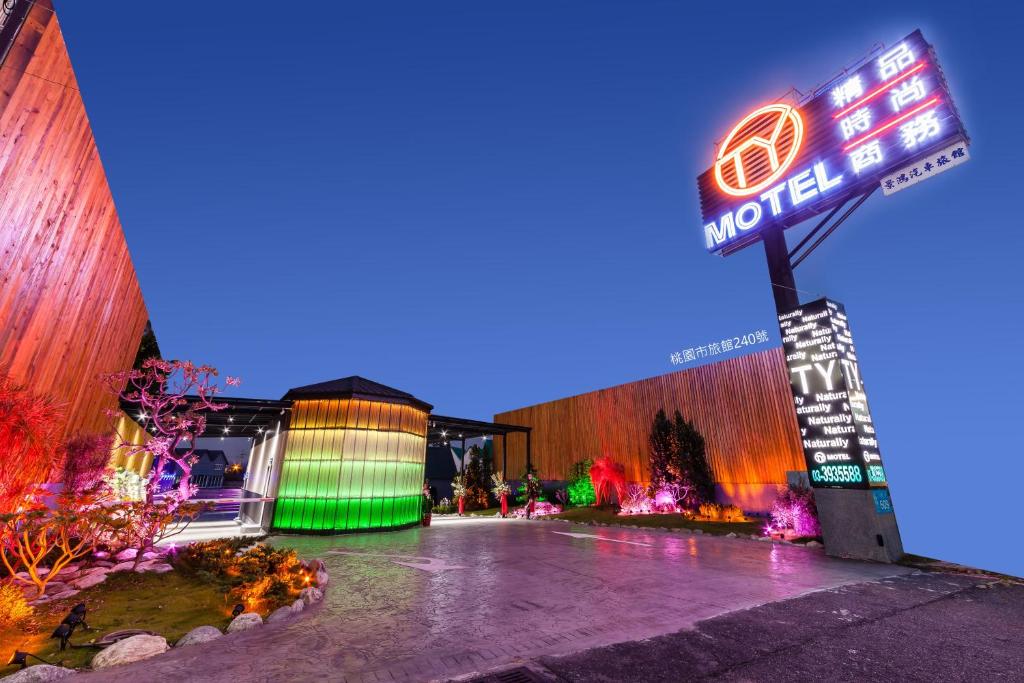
left=79, top=517, right=912, bottom=682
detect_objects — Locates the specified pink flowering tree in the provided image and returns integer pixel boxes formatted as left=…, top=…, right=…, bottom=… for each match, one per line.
left=101, top=359, right=240, bottom=562
left=103, top=359, right=240, bottom=509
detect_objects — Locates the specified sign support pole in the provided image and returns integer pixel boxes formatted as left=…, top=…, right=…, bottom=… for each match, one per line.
left=762, top=225, right=799, bottom=313
left=764, top=227, right=904, bottom=563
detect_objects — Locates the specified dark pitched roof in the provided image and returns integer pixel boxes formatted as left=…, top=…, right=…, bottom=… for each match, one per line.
left=282, top=375, right=433, bottom=411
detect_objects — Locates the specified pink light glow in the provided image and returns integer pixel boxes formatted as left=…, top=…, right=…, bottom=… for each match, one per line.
left=512, top=501, right=562, bottom=518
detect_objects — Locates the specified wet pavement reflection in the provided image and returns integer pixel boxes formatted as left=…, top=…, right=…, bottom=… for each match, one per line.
left=77, top=517, right=912, bottom=682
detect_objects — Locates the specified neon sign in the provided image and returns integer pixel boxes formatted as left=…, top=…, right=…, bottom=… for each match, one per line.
left=713, top=104, right=804, bottom=197
left=698, top=30, right=969, bottom=254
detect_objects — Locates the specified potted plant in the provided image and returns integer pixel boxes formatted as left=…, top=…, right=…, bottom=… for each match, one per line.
left=452, top=474, right=467, bottom=516
left=490, top=472, right=512, bottom=518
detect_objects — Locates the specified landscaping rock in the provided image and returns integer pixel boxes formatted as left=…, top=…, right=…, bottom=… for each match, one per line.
left=70, top=571, right=108, bottom=591
left=226, top=612, right=263, bottom=633
left=110, top=561, right=135, bottom=573
left=315, top=568, right=329, bottom=587
left=0, top=664, right=76, bottom=682
left=132, top=560, right=173, bottom=574
left=806, top=540, right=824, bottom=548
left=175, top=625, right=223, bottom=648
left=299, top=586, right=323, bottom=605
left=266, top=605, right=297, bottom=624
left=694, top=529, right=704, bottom=535
left=114, top=548, right=138, bottom=562
left=726, top=532, right=737, bottom=538
left=91, top=634, right=169, bottom=669
left=39, top=582, right=69, bottom=594
left=45, top=589, right=79, bottom=602
left=93, top=560, right=114, bottom=568
left=291, top=599, right=305, bottom=613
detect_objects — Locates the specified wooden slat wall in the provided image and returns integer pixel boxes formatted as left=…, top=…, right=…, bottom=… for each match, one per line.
left=0, top=2, right=148, bottom=437
left=494, top=348, right=805, bottom=510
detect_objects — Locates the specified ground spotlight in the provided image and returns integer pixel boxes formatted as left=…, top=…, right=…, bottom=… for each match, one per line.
left=232, top=603, right=245, bottom=618
left=62, top=610, right=88, bottom=633
left=51, top=624, right=72, bottom=651
left=7, top=651, right=51, bottom=670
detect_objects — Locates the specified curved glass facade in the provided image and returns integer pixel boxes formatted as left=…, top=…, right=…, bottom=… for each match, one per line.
left=271, top=398, right=427, bottom=532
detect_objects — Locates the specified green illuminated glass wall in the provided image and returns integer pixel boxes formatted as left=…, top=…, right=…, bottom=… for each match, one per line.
left=271, top=399, right=428, bottom=532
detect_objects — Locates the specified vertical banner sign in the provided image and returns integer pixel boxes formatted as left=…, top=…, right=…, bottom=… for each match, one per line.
left=778, top=298, right=888, bottom=489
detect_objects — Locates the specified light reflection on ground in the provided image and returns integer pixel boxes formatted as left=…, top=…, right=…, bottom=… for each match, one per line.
left=77, top=517, right=912, bottom=682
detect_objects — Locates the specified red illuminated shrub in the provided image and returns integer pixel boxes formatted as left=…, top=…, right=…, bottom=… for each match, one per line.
left=590, top=457, right=626, bottom=506
left=0, top=373, right=63, bottom=513
left=59, top=433, right=114, bottom=496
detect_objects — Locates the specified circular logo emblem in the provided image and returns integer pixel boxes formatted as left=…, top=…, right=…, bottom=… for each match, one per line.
left=814, top=452, right=828, bottom=464
left=714, top=104, right=804, bottom=197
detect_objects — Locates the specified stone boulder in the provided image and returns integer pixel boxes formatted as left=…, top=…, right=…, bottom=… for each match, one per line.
left=299, top=586, right=323, bottom=605
left=315, top=568, right=329, bottom=587
left=114, top=548, right=137, bottom=562
left=291, top=599, right=305, bottom=613
left=109, top=561, right=135, bottom=573
left=133, top=560, right=174, bottom=574
left=0, top=664, right=76, bottom=682
left=226, top=612, right=263, bottom=633
left=91, top=634, right=169, bottom=669
left=266, top=605, right=297, bottom=624
left=70, top=570, right=108, bottom=591
left=175, top=625, right=223, bottom=648
left=805, top=540, right=824, bottom=548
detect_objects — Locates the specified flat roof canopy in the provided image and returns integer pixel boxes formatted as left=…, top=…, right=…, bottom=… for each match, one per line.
left=121, top=399, right=530, bottom=450
left=427, top=414, right=530, bottom=446
left=121, top=395, right=291, bottom=439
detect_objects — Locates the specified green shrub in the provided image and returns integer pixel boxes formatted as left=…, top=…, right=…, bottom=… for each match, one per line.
left=566, top=459, right=596, bottom=506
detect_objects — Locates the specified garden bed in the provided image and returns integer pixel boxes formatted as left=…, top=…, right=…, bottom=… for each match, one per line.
left=548, top=506, right=764, bottom=537
left=0, top=539, right=325, bottom=676
left=1, top=569, right=232, bottom=671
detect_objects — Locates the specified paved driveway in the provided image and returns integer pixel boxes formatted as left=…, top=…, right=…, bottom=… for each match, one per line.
left=79, top=517, right=912, bottom=682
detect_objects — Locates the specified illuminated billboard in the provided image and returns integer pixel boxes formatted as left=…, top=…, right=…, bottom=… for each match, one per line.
left=778, top=298, right=888, bottom=490
left=698, top=30, right=968, bottom=254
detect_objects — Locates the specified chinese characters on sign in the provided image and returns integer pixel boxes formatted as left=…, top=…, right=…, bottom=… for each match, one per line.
left=698, top=29, right=969, bottom=255
left=669, top=329, right=769, bottom=366
left=777, top=299, right=888, bottom=490
left=880, top=140, right=970, bottom=195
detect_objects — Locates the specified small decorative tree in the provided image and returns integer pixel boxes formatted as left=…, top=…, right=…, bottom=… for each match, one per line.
left=766, top=485, right=821, bottom=538
left=589, top=457, right=626, bottom=506
left=59, top=434, right=114, bottom=497
left=463, top=445, right=490, bottom=509
left=566, top=459, right=596, bottom=506
left=0, top=374, right=63, bottom=513
left=104, top=359, right=239, bottom=506
left=103, top=359, right=237, bottom=557
left=672, top=411, right=715, bottom=505
left=648, top=410, right=675, bottom=489
left=451, top=474, right=467, bottom=516
left=0, top=497, right=113, bottom=597
left=490, top=472, right=512, bottom=517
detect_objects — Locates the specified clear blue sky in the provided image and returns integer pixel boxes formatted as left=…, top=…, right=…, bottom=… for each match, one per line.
left=57, top=1, right=1022, bottom=576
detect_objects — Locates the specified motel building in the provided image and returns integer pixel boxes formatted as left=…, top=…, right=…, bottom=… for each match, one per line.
left=0, top=0, right=893, bottom=552
left=106, top=351, right=805, bottom=542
